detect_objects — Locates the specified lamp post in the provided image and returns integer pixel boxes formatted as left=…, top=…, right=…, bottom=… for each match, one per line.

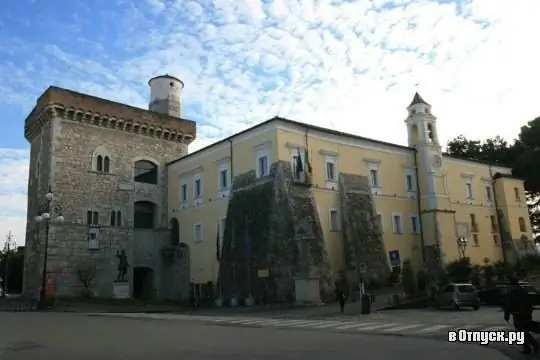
left=35, top=187, right=64, bottom=309
left=3, top=231, right=16, bottom=297
left=457, top=236, right=468, bottom=259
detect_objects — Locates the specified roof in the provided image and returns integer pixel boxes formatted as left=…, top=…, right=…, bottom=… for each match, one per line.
left=166, top=116, right=412, bottom=166
left=166, top=115, right=516, bottom=171
left=409, top=92, right=430, bottom=107
left=148, top=74, right=184, bottom=87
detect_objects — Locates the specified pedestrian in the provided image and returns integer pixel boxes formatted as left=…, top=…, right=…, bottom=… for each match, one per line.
left=335, top=287, right=345, bottom=313
left=504, top=277, right=539, bottom=355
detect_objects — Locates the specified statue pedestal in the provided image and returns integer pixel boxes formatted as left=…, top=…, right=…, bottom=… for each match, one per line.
left=294, top=275, right=322, bottom=305
left=113, top=281, right=130, bottom=299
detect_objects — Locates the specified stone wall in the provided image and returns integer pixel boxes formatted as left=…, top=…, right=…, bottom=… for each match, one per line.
left=338, top=173, right=391, bottom=285
left=218, top=161, right=332, bottom=302
left=23, top=104, right=190, bottom=300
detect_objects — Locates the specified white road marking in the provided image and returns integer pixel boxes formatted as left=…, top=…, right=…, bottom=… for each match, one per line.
left=411, top=324, right=452, bottom=334
left=334, top=322, right=378, bottom=330
left=355, top=323, right=401, bottom=331
left=311, top=321, right=349, bottom=329
left=382, top=324, right=424, bottom=332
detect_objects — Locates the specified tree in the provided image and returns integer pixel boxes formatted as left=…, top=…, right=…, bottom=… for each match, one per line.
left=0, top=246, right=24, bottom=294
left=77, top=261, right=97, bottom=297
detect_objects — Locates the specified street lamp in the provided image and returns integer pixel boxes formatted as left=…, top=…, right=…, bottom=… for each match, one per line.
left=35, top=187, right=64, bottom=309
left=457, top=236, right=468, bottom=259
left=3, top=231, right=16, bottom=297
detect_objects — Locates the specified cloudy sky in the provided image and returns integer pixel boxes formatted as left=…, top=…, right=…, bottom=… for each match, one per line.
left=1, top=0, right=539, bottom=245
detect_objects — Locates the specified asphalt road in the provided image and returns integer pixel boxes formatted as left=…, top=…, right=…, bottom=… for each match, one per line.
left=0, top=312, right=510, bottom=360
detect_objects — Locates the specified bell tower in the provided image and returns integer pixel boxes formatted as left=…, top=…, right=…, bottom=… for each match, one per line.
left=405, top=92, right=454, bottom=270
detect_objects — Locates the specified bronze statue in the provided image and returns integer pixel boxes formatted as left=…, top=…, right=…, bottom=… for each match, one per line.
left=116, top=250, right=128, bottom=281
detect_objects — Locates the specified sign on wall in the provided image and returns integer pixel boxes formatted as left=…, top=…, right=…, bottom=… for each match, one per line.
left=388, top=250, right=401, bottom=267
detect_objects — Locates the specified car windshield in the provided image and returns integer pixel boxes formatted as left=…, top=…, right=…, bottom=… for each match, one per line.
left=457, top=285, right=475, bottom=292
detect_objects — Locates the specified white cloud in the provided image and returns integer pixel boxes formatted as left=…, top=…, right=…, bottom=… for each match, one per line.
left=0, top=149, right=28, bottom=245
left=1, top=0, right=540, bottom=244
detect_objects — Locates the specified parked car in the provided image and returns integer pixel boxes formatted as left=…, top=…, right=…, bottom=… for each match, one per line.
left=435, top=283, right=480, bottom=310
left=478, top=281, right=540, bottom=306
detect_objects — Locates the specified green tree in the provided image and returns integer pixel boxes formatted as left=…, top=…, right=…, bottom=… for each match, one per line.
left=0, top=246, right=24, bottom=294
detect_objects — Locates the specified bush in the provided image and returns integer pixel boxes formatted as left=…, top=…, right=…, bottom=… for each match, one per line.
left=401, top=260, right=417, bottom=298
left=445, top=257, right=472, bottom=283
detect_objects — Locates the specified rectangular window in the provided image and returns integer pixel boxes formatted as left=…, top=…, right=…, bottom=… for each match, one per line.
left=470, top=214, right=478, bottom=232
left=490, top=215, right=497, bottom=232
left=411, top=215, right=419, bottom=234
left=392, top=214, right=402, bottom=234
left=219, top=218, right=226, bottom=240
left=87, top=210, right=99, bottom=225
left=194, top=224, right=202, bottom=242
left=406, top=174, right=414, bottom=191
left=326, top=161, right=336, bottom=181
left=194, top=178, right=202, bottom=198
left=514, top=187, right=520, bottom=201
left=493, top=234, right=499, bottom=245
left=219, top=169, right=228, bottom=189
left=258, top=155, right=269, bottom=177
left=369, top=169, right=379, bottom=187
left=329, top=209, right=340, bottom=231
left=473, top=234, right=479, bottom=246
left=180, top=183, right=187, bottom=202
left=485, top=186, right=493, bottom=201
left=465, top=182, right=473, bottom=199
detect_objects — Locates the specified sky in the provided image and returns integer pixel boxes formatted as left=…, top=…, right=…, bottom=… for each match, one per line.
left=1, top=0, right=539, bottom=246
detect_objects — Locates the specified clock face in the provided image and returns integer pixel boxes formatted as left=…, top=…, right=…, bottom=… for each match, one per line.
left=432, top=155, right=442, bottom=168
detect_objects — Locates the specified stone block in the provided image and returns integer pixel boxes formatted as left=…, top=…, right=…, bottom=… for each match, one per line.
left=112, top=281, right=130, bottom=299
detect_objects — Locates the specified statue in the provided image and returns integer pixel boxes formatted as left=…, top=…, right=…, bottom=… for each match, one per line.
left=116, top=250, right=128, bottom=282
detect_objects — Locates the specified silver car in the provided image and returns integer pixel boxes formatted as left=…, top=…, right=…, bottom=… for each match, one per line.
left=435, top=283, right=480, bottom=310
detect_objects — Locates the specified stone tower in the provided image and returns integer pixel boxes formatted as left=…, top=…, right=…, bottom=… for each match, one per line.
left=405, top=92, right=453, bottom=271
left=23, top=75, right=196, bottom=300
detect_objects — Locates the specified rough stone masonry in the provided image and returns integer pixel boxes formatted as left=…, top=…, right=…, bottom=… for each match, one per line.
left=23, top=84, right=194, bottom=300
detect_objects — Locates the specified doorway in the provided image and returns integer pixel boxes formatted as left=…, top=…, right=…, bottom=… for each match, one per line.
left=133, top=267, right=153, bottom=299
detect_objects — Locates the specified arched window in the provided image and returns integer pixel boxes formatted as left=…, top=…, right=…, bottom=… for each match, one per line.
left=134, top=160, right=158, bottom=184
left=518, top=217, right=527, bottom=232
left=170, top=218, right=180, bottom=246
left=134, top=201, right=156, bottom=229
left=97, top=155, right=103, bottom=172
left=410, top=124, right=419, bottom=145
left=104, top=156, right=110, bottom=173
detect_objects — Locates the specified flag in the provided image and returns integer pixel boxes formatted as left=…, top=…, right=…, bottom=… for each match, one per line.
left=304, top=148, right=312, bottom=174
left=216, top=223, right=221, bottom=261
left=243, top=216, right=251, bottom=259
left=295, top=148, right=304, bottom=179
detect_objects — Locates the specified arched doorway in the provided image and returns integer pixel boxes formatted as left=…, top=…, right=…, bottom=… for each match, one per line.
left=133, top=267, right=153, bottom=299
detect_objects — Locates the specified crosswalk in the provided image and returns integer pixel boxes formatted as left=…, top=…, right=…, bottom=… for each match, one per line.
left=91, top=312, right=514, bottom=337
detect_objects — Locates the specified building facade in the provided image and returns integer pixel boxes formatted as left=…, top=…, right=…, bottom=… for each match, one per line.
left=23, top=75, right=195, bottom=299
left=167, top=93, right=532, bottom=302
left=22, top=77, right=532, bottom=301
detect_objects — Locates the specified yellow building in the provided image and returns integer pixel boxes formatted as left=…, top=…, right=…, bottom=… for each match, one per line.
left=167, top=93, right=532, bottom=301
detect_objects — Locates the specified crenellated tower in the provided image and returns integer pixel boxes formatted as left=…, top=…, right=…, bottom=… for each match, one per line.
left=22, top=75, right=195, bottom=300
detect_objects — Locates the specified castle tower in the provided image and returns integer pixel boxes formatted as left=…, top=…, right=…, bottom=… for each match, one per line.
left=148, top=74, right=184, bottom=118
left=405, top=92, right=454, bottom=270
left=22, top=76, right=195, bottom=299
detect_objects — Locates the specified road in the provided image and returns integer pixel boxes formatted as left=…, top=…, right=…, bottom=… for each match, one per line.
left=0, top=312, right=509, bottom=360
